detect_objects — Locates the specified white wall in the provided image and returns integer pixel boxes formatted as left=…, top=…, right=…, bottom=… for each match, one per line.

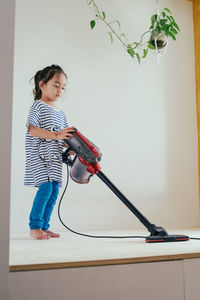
left=10, top=0, right=199, bottom=236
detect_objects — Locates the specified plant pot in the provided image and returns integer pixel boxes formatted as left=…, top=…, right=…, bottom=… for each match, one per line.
left=149, top=31, right=168, bottom=50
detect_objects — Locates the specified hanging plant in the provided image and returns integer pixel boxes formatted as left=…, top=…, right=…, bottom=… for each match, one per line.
left=87, top=0, right=180, bottom=63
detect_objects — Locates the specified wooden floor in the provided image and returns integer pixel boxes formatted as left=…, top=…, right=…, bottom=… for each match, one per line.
left=9, top=228, right=200, bottom=272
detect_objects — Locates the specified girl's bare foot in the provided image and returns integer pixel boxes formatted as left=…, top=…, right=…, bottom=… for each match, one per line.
left=43, top=230, right=60, bottom=238
left=30, top=229, right=50, bottom=240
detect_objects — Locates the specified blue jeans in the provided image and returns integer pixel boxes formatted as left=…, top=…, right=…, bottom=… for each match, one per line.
left=29, top=181, right=59, bottom=230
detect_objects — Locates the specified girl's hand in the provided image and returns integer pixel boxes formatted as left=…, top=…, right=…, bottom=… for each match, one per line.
left=28, top=125, right=76, bottom=141
left=56, top=127, right=75, bottom=141
left=63, top=142, right=75, bottom=155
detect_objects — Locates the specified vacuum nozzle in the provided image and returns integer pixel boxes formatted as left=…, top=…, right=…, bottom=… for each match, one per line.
left=146, top=234, right=189, bottom=243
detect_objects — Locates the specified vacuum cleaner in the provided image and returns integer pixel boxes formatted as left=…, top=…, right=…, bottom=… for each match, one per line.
left=62, top=128, right=189, bottom=243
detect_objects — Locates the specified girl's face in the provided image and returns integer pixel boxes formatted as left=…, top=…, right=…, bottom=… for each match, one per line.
left=39, top=73, right=67, bottom=103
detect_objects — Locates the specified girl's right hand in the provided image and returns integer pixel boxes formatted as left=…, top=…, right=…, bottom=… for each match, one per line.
left=56, top=127, right=75, bottom=140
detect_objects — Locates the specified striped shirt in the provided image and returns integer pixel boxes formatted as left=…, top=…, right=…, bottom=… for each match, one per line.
left=24, top=100, right=68, bottom=187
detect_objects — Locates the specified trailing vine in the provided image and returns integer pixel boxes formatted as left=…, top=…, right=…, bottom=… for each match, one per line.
left=87, top=0, right=180, bottom=63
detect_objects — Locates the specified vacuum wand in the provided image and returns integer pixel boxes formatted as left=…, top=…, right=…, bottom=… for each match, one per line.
left=63, top=129, right=189, bottom=243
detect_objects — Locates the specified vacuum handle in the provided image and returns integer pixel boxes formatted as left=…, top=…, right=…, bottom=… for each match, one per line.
left=97, top=171, right=167, bottom=236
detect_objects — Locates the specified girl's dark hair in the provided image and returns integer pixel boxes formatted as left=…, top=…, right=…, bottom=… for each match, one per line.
left=31, top=64, right=67, bottom=100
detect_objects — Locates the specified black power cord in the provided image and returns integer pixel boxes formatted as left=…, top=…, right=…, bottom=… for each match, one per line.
left=58, top=165, right=200, bottom=241
left=58, top=165, right=146, bottom=239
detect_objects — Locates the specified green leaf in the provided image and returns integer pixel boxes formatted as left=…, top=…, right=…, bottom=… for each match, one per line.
left=162, top=12, right=166, bottom=18
left=151, top=14, right=158, bottom=27
left=90, top=20, right=96, bottom=29
left=170, top=26, right=178, bottom=34
left=166, top=15, right=172, bottom=23
left=164, top=8, right=172, bottom=14
left=127, top=48, right=135, bottom=58
left=155, top=24, right=161, bottom=33
left=160, top=19, right=168, bottom=24
left=102, top=11, right=106, bottom=20
left=109, top=20, right=121, bottom=30
left=148, top=43, right=155, bottom=50
left=161, top=23, right=170, bottom=34
left=135, top=53, right=141, bottom=64
left=172, top=21, right=180, bottom=32
left=168, top=31, right=176, bottom=40
left=116, top=20, right=121, bottom=30
left=142, top=48, right=148, bottom=58
left=107, top=32, right=113, bottom=43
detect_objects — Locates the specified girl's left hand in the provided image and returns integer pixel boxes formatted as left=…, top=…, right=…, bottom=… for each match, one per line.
left=64, top=142, right=75, bottom=155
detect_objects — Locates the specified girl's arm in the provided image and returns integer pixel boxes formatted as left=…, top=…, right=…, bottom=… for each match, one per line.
left=28, top=124, right=75, bottom=140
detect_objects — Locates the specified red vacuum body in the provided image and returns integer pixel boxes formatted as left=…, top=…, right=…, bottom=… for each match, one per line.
left=67, top=130, right=101, bottom=183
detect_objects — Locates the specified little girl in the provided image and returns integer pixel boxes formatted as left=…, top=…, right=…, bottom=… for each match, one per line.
left=24, top=64, right=74, bottom=240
